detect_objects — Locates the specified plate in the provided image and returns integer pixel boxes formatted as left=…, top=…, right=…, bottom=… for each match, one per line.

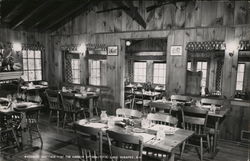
left=132, top=128, right=145, bottom=133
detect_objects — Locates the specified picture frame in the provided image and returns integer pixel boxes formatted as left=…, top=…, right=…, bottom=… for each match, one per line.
left=170, top=45, right=182, bottom=56
left=107, top=45, right=118, bottom=56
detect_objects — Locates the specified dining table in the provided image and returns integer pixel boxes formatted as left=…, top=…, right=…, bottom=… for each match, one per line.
left=74, top=116, right=194, bottom=161
left=149, top=99, right=230, bottom=157
left=62, top=90, right=99, bottom=118
left=0, top=97, right=43, bottom=150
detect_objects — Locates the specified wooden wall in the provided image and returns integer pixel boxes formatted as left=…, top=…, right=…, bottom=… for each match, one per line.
left=0, top=27, right=50, bottom=81
left=49, top=1, right=250, bottom=109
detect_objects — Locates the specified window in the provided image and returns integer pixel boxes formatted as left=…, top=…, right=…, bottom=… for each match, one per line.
left=236, top=64, right=245, bottom=91
left=71, top=59, right=80, bottom=84
left=89, top=60, right=101, bottom=85
left=196, top=61, right=207, bottom=89
left=22, top=50, right=42, bottom=81
left=153, top=63, right=166, bottom=84
left=133, top=62, right=146, bottom=83
left=187, top=62, right=192, bottom=71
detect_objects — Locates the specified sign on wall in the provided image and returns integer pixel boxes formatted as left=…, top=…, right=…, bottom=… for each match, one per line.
left=107, top=46, right=118, bottom=56
left=170, top=45, right=182, bottom=56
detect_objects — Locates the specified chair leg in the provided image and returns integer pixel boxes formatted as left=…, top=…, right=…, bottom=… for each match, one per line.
left=207, top=134, right=210, bottom=152
left=35, top=124, right=43, bottom=149
left=49, top=110, right=52, bottom=122
left=73, top=113, right=76, bottom=122
left=11, top=128, right=20, bottom=149
left=56, top=111, right=60, bottom=127
left=63, top=113, right=67, bottom=129
left=200, top=137, right=203, bottom=161
left=180, top=141, right=186, bottom=159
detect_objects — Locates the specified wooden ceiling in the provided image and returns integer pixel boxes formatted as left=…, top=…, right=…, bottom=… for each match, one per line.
left=0, top=0, right=188, bottom=33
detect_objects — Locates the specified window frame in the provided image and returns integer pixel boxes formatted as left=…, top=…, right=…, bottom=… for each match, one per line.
left=236, top=63, right=245, bottom=91
left=22, top=49, right=43, bottom=82
left=88, top=60, right=102, bottom=86
left=153, top=62, right=166, bottom=85
left=133, top=61, right=147, bottom=83
left=71, top=58, right=80, bottom=84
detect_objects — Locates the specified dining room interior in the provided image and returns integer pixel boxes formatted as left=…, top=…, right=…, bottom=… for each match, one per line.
left=0, top=0, right=250, bottom=161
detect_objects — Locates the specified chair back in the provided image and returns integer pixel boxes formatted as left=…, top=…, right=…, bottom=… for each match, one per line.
left=106, top=130, right=143, bottom=161
left=74, top=122, right=103, bottom=161
left=200, top=98, right=224, bottom=107
left=60, top=92, right=77, bottom=112
left=147, top=113, right=178, bottom=127
left=171, top=95, right=191, bottom=102
left=181, top=106, right=208, bottom=135
left=45, top=89, right=60, bottom=110
left=116, top=108, right=143, bottom=118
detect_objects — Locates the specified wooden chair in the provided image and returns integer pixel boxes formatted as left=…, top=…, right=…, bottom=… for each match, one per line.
left=60, top=92, right=86, bottom=128
left=74, top=122, right=103, bottom=161
left=171, top=95, right=192, bottom=103
left=181, top=106, right=210, bottom=161
left=106, top=130, right=143, bottom=161
left=133, top=90, right=151, bottom=113
left=144, top=113, right=178, bottom=160
left=0, top=113, right=20, bottom=151
left=116, top=108, right=143, bottom=118
left=26, top=107, right=43, bottom=148
left=200, top=98, right=225, bottom=152
left=147, top=113, right=178, bottom=127
left=45, top=89, right=61, bottom=127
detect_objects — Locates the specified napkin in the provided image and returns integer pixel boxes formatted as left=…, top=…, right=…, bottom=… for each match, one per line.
left=84, top=123, right=107, bottom=129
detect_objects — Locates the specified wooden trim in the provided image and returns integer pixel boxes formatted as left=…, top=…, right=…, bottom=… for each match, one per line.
left=125, top=55, right=166, bottom=61
left=86, top=54, right=107, bottom=60
left=0, top=71, right=23, bottom=81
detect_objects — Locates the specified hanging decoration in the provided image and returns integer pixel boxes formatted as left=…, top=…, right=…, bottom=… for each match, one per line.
left=186, top=41, right=226, bottom=52
left=239, top=40, right=250, bottom=51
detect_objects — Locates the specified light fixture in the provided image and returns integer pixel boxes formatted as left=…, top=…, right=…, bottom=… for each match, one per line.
left=77, top=43, right=86, bottom=53
left=126, top=40, right=131, bottom=46
left=13, top=42, right=22, bottom=52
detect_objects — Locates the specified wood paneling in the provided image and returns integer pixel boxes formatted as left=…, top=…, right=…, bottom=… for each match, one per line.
left=48, top=2, right=250, bottom=143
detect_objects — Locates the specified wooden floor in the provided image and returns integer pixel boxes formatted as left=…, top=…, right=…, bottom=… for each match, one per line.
left=1, top=112, right=249, bottom=161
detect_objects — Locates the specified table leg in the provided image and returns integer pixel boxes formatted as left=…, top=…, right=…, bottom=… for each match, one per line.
left=20, top=113, right=30, bottom=148
left=89, top=98, right=94, bottom=118
left=169, top=152, right=175, bottom=161
left=213, top=118, right=220, bottom=152
left=209, top=117, right=220, bottom=158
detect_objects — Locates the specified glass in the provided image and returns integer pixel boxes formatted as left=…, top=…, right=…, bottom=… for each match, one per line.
left=141, top=118, right=150, bottom=129
left=100, top=111, right=108, bottom=121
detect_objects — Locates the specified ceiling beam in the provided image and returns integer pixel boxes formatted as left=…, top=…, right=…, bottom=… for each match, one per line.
left=45, top=0, right=100, bottom=32
left=2, top=0, right=29, bottom=23
left=11, top=0, right=52, bottom=29
left=111, top=0, right=146, bottom=29
left=28, top=2, right=73, bottom=29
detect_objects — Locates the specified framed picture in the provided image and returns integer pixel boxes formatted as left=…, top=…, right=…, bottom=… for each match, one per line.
left=107, top=46, right=118, bottom=56
left=170, top=45, right=182, bottom=56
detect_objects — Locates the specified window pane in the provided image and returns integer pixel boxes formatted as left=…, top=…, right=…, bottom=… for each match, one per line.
left=89, top=60, right=101, bottom=85
left=153, top=63, right=166, bottom=84
left=35, top=71, right=42, bottom=81
left=22, top=50, right=27, bottom=58
left=35, top=50, right=41, bottom=58
left=28, top=71, right=35, bottom=81
left=134, top=62, right=146, bottom=83
left=28, top=59, right=35, bottom=70
left=35, top=59, right=42, bottom=70
left=23, top=59, right=28, bottom=70
left=22, top=71, right=28, bottom=81
left=28, top=50, right=34, bottom=58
